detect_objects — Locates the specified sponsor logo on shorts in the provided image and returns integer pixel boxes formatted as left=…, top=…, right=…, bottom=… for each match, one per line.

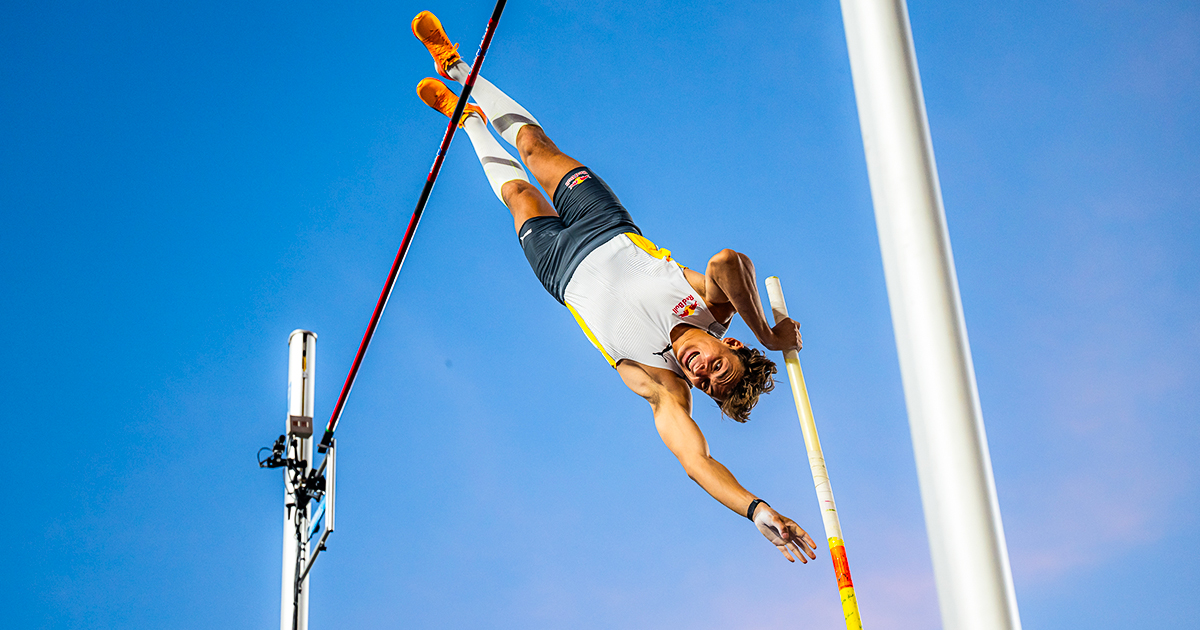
left=565, top=170, right=591, bottom=190
left=520, top=228, right=533, bottom=242
left=673, top=295, right=699, bottom=318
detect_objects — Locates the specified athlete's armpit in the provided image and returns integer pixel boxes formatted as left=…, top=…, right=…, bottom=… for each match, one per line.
left=615, top=360, right=691, bottom=409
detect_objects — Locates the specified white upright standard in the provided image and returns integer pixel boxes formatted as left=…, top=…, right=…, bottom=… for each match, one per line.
left=837, top=1, right=1022, bottom=629
left=283, top=330, right=317, bottom=630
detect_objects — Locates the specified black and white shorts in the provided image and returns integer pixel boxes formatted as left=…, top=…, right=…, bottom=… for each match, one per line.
left=518, top=166, right=641, bottom=303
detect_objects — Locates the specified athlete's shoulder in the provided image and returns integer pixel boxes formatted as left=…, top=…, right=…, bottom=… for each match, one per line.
left=616, top=359, right=690, bottom=408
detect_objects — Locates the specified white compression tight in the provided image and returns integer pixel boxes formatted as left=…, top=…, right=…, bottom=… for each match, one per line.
left=458, top=111, right=528, bottom=203
left=446, top=60, right=541, bottom=147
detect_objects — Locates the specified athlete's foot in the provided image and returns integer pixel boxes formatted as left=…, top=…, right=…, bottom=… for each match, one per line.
left=416, top=77, right=486, bottom=127
left=412, top=11, right=462, bottom=80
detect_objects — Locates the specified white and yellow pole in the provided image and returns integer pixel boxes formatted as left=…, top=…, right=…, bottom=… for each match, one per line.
left=765, top=276, right=862, bottom=630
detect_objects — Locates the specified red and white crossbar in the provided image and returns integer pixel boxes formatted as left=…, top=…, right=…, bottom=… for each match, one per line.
left=318, top=0, right=508, bottom=453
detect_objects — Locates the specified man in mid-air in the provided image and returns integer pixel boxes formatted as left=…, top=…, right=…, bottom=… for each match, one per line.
left=411, top=10, right=817, bottom=564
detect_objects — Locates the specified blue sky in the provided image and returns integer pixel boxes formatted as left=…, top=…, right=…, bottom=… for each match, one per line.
left=3, top=0, right=1197, bottom=628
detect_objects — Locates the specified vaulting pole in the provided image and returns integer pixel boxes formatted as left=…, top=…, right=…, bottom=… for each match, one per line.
left=837, top=1, right=1021, bottom=628
left=765, top=277, right=863, bottom=630
left=319, top=0, right=508, bottom=453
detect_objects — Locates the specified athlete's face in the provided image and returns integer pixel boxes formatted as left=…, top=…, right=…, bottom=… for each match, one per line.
left=675, top=333, right=746, bottom=400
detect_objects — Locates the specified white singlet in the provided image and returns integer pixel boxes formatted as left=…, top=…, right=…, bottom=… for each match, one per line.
left=562, top=233, right=728, bottom=377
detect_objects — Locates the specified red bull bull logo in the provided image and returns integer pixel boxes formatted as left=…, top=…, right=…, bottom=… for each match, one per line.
left=565, top=170, right=591, bottom=189
left=673, top=295, right=699, bottom=318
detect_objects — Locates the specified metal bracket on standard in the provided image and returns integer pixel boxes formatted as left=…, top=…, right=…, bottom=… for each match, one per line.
left=289, top=415, right=313, bottom=438
left=259, top=435, right=326, bottom=514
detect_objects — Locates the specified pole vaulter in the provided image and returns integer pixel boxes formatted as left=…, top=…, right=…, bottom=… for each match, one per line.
left=317, top=0, right=508, bottom=454
left=395, top=9, right=819, bottom=564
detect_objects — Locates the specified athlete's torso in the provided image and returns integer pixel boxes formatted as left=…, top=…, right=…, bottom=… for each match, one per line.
left=563, top=233, right=727, bottom=377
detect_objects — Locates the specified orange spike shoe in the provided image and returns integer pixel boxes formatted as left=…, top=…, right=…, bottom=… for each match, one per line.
left=411, top=11, right=461, bottom=81
left=416, top=77, right=486, bottom=128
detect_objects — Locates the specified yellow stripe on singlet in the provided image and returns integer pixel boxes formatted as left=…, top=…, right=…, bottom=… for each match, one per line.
left=566, top=303, right=617, bottom=368
left=625, top=233, right=672, bottom=261
left=625, top=232, right=692, bottom=269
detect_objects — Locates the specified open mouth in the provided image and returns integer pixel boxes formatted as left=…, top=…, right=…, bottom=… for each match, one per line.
left=685, top=351, right=700, bottom=373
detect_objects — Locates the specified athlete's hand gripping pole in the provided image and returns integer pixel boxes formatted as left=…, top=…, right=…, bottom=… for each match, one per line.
left=765, top=276, right=864, bottom=630
left=317, top=0, right=508, bottom=453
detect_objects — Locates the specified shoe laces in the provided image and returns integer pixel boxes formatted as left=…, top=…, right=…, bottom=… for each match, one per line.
left=433, top=91, right=456, bottom=115
left=428, top=40, right=459, bottom=62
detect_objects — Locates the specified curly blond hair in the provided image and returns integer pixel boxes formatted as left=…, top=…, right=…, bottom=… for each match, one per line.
left=718, top=346, right=778, bottom=422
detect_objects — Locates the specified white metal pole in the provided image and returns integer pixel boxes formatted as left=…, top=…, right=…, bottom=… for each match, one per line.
left=836, top=2, right=1022, bottom=629
left=284, top=330, right=316, bottom=630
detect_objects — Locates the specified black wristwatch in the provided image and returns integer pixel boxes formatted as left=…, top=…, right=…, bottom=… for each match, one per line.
left=746, top=498, right=770, bottom=520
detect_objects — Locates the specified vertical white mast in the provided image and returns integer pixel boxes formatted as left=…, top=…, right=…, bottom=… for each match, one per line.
left=836, top=1, right=1022, bottom=629
left=284, top=330, right=317, bottom=630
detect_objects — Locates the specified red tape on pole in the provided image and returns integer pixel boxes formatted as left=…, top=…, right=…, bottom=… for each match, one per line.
left=319, top=0, right=508, bottom=452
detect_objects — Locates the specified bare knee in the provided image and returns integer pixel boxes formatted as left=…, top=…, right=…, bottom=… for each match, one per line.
left=515, top=125, right=561, bottom=161
left=501, top=179, right=557, bottom=232
left=501, top=179, right=540, bottom=208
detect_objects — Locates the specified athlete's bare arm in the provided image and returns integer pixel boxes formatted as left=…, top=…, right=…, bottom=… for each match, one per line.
left=616, top=360, right=817, bottom=563
left=682, top=249, right=802, bottom=353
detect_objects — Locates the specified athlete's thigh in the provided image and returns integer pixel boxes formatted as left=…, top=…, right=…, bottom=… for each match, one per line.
left=517, top=214, right=573, bottom=302
left=501, top=180, right=557, bottom=234
left=516, top=126, right=583, bottom=199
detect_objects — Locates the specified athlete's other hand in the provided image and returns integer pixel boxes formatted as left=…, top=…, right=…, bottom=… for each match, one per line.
left=763, top=318, right=802, bottom=353
left=753, top=505, right=818, bottom=563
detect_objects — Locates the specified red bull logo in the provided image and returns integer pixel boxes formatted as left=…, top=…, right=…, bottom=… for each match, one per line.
left=565, top=170, right=591, bottom=189
left=673, top=295, right=698, bottom=318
